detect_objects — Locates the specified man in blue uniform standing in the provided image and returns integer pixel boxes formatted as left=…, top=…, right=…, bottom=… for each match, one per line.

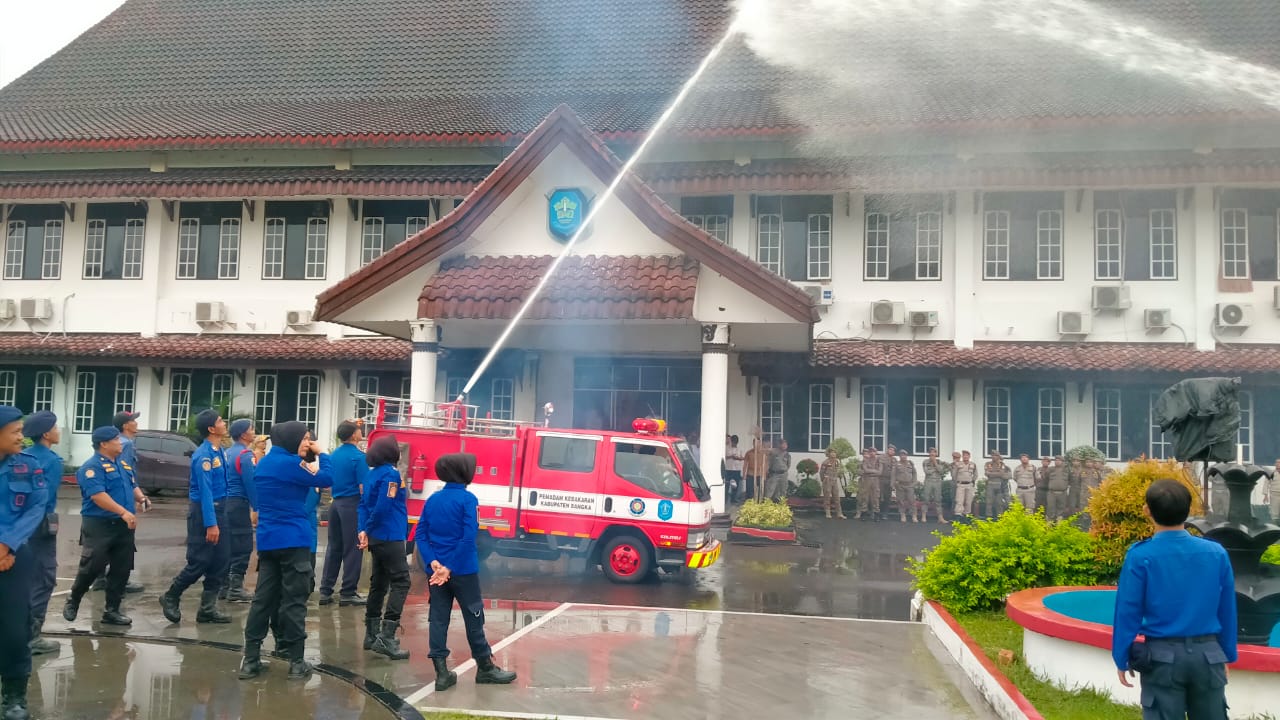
left=92, top=410, right=146, bottom=595
left=62, top=426, right=138, bottom=626
left=222, top=419, right=257, bottom=603
left=1112, top=479, right=1237, bottom=719
left=160, top=408, right=231, bottom=624
left=22, top=412, right=62, bottom=656
left=238, top=421, right=333, bottom=681
left=318, top=420, right=367, bottom=606
left=1, top=405, right=51, bottom=720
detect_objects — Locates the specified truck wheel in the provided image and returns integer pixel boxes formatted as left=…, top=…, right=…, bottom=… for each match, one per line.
left=601, top=536, right=651, bottom=584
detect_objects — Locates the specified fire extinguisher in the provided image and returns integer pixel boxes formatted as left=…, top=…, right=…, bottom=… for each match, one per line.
left=410, top=452, right=430, bottom=493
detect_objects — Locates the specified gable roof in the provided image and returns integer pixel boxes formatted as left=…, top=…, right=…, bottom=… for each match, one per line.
left=2, top=0, right=1279, bottom=152
left=314, top=104, right=816, bottom=324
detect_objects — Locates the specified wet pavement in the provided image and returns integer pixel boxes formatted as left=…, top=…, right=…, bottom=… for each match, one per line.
left=34, top=489, right=989, bottom=719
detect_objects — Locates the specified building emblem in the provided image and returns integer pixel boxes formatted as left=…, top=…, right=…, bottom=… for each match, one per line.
left=548, top=188, right=589, bottom=242
left=657, top=499, right=674, bottom=521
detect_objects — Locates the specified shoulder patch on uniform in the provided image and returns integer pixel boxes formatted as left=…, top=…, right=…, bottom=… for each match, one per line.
left=300, top=460, right=317, bottom=475
left=387, top=483, right=397, bottom=498
left=84, top=469, right=96, bottom=478
left=202, top=460, right=212, bottom=471
left=212, top=456, right=222, bottom=468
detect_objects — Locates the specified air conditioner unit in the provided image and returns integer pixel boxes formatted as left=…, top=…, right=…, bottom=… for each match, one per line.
left=286, top=309, right=314, bottom=327
left=18, top=298, right=52, bottom=321
left=1092, top=285, right=1131, bottom=311
left=195, top=301, right=226, bottom=324
left=1215, top=303, right=1252, bottom=329
left=1144, top=308, right=1172, bottom=333
left=0, top=299, right=15, bottom=321
left=870, top=300, right=905, bottom=326
left=799, top=284, right=833, bottom=306
left=1057, top=311, right=1091, bottom=336
left=908, top=310, right=939, bottom=329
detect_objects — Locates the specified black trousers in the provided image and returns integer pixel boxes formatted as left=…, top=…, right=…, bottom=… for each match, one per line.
left=366, top=540, right=410, bottom=624
left=1138, top=637, right=1229, bottom=720
left=320, top=496, right=362, bottom=597
left=428, top=572, right=492, bottom=660
left=0, top=545, right=33, bottom=678
left=225, top=496, right=255, bottom=578
left=245, top=547, right=313, bottom=660
left=171, top=500, right=230, bottom=595
left=70, top=516, right=135, bottom=609
left=28, top=530, right=58, bottom=624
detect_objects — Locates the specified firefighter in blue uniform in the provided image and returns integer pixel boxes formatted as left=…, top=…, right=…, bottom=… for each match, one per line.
left=0, top=405, right=51, bottom=720
left=222, top=419, right=258, bottom=603
left=160, top=408, right=232, bottom=624
left=21, top=412, right=62, bottom=656
left=91, top=410, right=146, bottom=595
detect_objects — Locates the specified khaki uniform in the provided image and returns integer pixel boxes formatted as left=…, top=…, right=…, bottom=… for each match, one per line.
left=1079, top=468, right=1103, bottom=511
left=879, top=458, right=896, bottom=518
left=1035, top=464, right=1051, bottom=512
left=921, top=458, right=946, bottom=523
left=984, top=461, right=1011, bottom=518
left=893, top=458, right=919, bottom=522
left=952, top=461, right=978, bottom=516
left=1046, top=465, right=1070, bottom=520
left=819, top=457, right=845, bottom=518
left=1012, top=464, right=1037, bottom=511
left=765, top=450, right=790, bottom=501
left=1067, top=464, right=1084, bottom=514
left=742, top=446, right=768, bottom=503
left=1268, top=469, right=1280, bottom=521
left=857, top=456, right=883, bottom=517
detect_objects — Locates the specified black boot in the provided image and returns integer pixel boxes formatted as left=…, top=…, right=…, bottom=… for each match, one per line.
left=124, top=581, right=144, bottom=594
left=1, top=675, right=29, bottom=720
left=196, top=591, right=231, bottom=624
left=475, top=654, right=516, bottom=684
left=287, top=658, right=314, bottom=681
left=101, top=607, right=132, bottom=626
left=238, top=646, right=266, bottom=680
left=61, top=596, right=80, bottom=622
left=29, top=617, right=59, bottom=656
left=160, top=588, right=182, bottom=623
left=432, top=657, right=457, bottom=691
left=370, top=620, right=410, bottom=660
left=337, top=593, right=366, bottom=607
left=362, top=617, right=379, bottom=651
left=225, top=575, right=253, bottom=603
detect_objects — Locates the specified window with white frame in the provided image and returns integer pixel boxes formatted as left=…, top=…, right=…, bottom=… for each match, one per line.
left=757, top=213, right=782, bottom=275
left=806, top=213, right=832, bottom=280
left=446, top=377, right=466, bottom=404
left=1148, top=391, right=1172, bottom=460
left=211, top=372, right=234, bottom=410
left=41, top=220, right=63, bottom=279
left=304, top=218, right=328, bottom=279
left=296, top=374, right=320, bottom=426
left=74, top=371, right=96, bottom=433
left=33, top=371, right=54, bottom=412
left=114, top=372, right=136, bottom=414
left=916, top=211, right=942, bottom=280
left=491, top=378, right=514, bottom=421
left=263, top=218, right=286, bottom=279
left=1036, top=210, right=1063, bottom=279
left=983, top=211, right=1010, bottom=279
left=3, top=221, right=24, bottom=279
left=254, top=373, right=277, bottom=431
left=1149, top=209, right=1176, bottom=279
left=680, top=196, right=733, bottom=244
left=361, top=217, right=385, bottom=267
left=356, top=374, right=379, bottom=418
left=0, top=371, right=15, bottom=406
left=83, top=204, right=148, bottom=280
left=261, top=201, right=330, bottom=280
left=1094, top=388, right=1122, bottom=461
left=984, top=386, right=1011, bottom=457
left=808, top=383, right=834, bottom=451
left=0, top=210, right=61, bottom=280
left=400, top=377, right=411, bottom=400
left=912, top=385, right=938, bottom=455
left=861, top=383, right=887, bottom=452
left=1093, top=191, right=1179, bottom=281
left=405, top=216, right=429, bottom=237
left=218, top=219, right=240, bottom=279
left=122, top=220, right=145, bottom=279
left=1220, top=208, right=1249, bottom=279
left=1037, top=388, right=1064, bottom=459
left=1095, top=209, right=1122, bottom=279
left=864, top=212, right=888, bottom=280
left=687, top=214, right=730, bottom=242
left=177, top=219, right=200, bottom=279
left=759, top=383, right=784, bottom=444
left=169, top=372, right=192, bottom=432
left=1238, top=390, right=1253, bottom=463
left=84, top=220, right=106, bottom=278
left=360, top=200, right=434, bottom=264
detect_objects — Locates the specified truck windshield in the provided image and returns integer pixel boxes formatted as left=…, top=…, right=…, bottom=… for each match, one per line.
left=673, top=442, right=711, bottom=501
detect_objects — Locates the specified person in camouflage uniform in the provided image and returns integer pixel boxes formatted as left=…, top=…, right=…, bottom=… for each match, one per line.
left=855, top=448, right=883, bottom=521
left=983, top=451, right=1012, bottom=518
left=894, top=450, right=919, bottom=522
left=819, top=448, right=846, bottom=520
left=921, top=448, right=947, bottom=524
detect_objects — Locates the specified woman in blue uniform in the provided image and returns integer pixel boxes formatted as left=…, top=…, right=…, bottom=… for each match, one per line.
left=357, top=435, right=410, bottom=660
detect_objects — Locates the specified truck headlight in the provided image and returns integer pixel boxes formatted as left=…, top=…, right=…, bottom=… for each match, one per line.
left=687, top=530, right=708, bottom=549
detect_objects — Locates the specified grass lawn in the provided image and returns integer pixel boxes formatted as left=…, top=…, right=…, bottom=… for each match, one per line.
left=954, top=610, right=1139, bottom=720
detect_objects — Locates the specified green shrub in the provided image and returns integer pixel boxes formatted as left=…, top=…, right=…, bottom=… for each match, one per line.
left=796, top=458, right=819, bottom=479
left=908, top=504, right=1101, bottom=612
left=829, top=437, right=861, bottom=494
left=795, top=477, right=821, bottom=498
left=1264, top=544, right=1280, bottom=566
left=1066, top=445, right=1104, bottom=463
left=1088, top=459, right=1202, bottom=580
left=735, top=499, right=794, bottom=528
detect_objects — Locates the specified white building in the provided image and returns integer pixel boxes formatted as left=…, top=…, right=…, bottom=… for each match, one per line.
left=2, top=0, right=1279, bottom=511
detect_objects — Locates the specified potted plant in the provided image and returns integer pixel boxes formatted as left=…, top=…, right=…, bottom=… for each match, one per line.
left=730, top=499, right=798, bottom=543
left=788, top=458, right=824, bottom=509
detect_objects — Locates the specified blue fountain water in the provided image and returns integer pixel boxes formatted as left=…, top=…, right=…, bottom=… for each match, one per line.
left=1043, top=588, right=1280, bottom=648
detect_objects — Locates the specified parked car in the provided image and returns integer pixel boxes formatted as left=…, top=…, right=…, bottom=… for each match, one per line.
left=132, top=430, right=197, bottom=494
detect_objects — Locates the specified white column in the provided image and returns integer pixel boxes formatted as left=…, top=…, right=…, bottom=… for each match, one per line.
left=700, top=323, right=729, bottom=515
left=409, top=319, right=438, bottom=421
left=952, top=378, right=977, bottom=453
left=1191, top=185, right=1217, bottom=351
left=140, top=199, right=166, bottom=337
left=730, top=192, right=752, bottom=256
left=133, top=366, right=159, bottom=424
left=326, top=199, right=353, bottom=340
left=952, top=191, right=977, bottom=349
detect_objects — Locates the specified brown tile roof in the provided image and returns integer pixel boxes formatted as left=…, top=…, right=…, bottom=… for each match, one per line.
left=419, top=255, right=697, bottom=320
left=0, top=333, right=409, bottom=367
left=1, top=0, right=1278, bottom=151
left=0, top=166, right=491, bottom=201
left=741, top=340, right=1280, bottom=376
left=316, top=104, right=815, bottom=325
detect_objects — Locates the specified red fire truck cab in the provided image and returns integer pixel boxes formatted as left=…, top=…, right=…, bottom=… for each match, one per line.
left=361, top=396, right=722, bottom=583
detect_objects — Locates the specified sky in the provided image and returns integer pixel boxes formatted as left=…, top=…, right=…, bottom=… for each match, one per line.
left=0, top=0, right=127, bottom=87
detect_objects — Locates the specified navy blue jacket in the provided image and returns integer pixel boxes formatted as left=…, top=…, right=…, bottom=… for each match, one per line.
left=329, top=443, right=368, bottom=498
left=77, top=452, right=136, bottom=519
left=0, top=450, right=50, bottom=552
left=415, top=483, right=479, bottom=575
left=189, top=440, right=228, bottom=527
left=358, top=464, right=407, bottom=542
left=225, top=442, right=258, bottom=507
left=255, top=446, right=333, bottom=552
left=25, top=443, right=63, bottom=515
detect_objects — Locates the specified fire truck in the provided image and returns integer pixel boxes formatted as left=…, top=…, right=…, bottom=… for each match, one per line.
left=357, top=396, right=722, bottom=583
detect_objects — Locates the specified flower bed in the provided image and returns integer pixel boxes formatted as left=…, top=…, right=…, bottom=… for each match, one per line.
left=730, top=500, right=798, bottom=544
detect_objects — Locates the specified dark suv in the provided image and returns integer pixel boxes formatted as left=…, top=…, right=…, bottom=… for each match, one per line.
left=132, top=430, right=197, bottom=494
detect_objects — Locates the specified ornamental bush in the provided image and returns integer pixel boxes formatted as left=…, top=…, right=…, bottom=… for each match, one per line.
left=1066, top=445, right=1105, bottom=463
left=796, top=458, right=820, bottom=479
left=1088, top=459, right=1203, bottom=580
left=908, top=504, right=1101, bottom=612
left=828, top=437, right=861, bottom=494
left=1263, top=544, right=1280, bottom=566
left=794, top=477, right=822, bottom=498
left=735, top=499, right=794, bottom=529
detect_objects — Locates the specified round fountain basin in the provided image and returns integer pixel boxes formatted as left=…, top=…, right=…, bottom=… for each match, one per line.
left=1006, top=586, right=1280, bottom=717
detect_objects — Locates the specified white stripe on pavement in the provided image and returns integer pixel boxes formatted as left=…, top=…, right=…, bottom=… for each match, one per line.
left=419, top=708, right=624, bottom=720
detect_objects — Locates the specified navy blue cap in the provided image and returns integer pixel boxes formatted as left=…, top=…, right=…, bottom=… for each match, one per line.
left=0, top=405, right=22, bottom=429
left=91, top=426, right=121, bottom=447
left=229, top=418, right=252, bottom=440
left=22, top=411, right=57, bottom=438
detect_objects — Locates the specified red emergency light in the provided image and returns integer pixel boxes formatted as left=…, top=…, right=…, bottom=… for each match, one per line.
left=632, top=418, right=667, bottom=434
